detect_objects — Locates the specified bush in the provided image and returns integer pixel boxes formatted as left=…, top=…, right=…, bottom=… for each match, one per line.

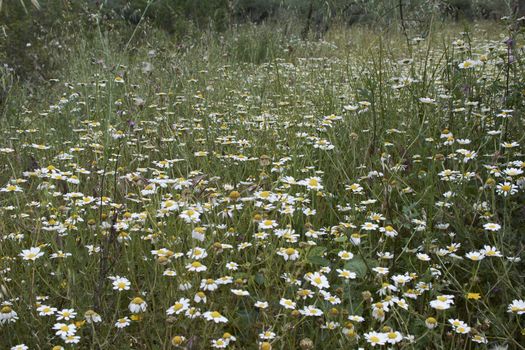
left=0, top=1, right=90, bottom=82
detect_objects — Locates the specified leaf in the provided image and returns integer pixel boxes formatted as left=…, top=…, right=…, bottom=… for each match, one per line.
left=334, top=235, right=347, bottom=243
left=307, top=245, right=329, bottom=266
left=254, top=272, right=265, bottom=285
left=236, top=309, right=256, bottom=328
left=307, top=246, right=327, bottom=258
left=344, top=256, right=371, bottom=277
left=308, top=255, right=330, bottom=266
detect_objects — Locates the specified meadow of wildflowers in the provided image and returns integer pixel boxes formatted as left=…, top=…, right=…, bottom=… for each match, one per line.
left=0, top=17, right=524, bottom=350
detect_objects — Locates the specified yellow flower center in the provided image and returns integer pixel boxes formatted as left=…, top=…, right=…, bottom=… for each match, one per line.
left=388, top=332, right=397, bottom=339
left=308, top=179, right=318, bottom=187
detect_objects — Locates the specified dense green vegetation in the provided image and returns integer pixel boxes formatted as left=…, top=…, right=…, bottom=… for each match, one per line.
left=1, top=1, right=525, bottom=350
left=2, top=0, right=525, bottom=83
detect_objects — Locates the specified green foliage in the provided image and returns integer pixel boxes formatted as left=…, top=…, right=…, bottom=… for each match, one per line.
left=1, top=15, right=525, bottom=349
left=227, top=25, right=286, bottom=63
left=0, top=0, right=521, bottom=83
left=0, top=1, right=90, bottom=82
left=108, top=0, right=232, bottom=33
